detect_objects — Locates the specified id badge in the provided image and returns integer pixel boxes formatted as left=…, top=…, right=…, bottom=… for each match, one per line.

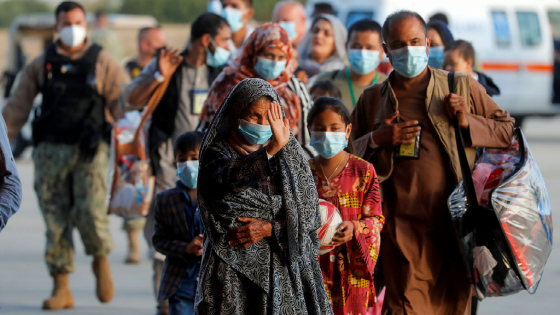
left=395, top=125, right=422, bottom=159
left=191, top=89, right=209, bottom=115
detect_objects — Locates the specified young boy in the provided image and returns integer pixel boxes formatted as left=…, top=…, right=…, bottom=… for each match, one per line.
left=309, top=80, right=343, bottom=102
left=444, top=39, right=501, bottom=97
left=153, top=131, right=204, bottom=315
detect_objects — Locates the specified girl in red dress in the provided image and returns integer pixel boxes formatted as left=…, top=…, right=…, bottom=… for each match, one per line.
left=308, top=97, right=384, bottom=315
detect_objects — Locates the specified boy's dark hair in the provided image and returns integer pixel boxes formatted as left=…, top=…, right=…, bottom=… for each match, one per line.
left=382, top=10, right=427, bottom=43
left=173, top=131, right=204, bottom=156
left=348, top=19, right=383, bottom=43
left=55, top=1, right=85, bottom=21
left=429, top=12, right=449, bottom=25
left=309, top=80, right=342, bottom=100
left=191, top=13, right=229, bottom=42
left=448, top=39, right=476, bottom=64
left=307, top=96, right=354, bottom=154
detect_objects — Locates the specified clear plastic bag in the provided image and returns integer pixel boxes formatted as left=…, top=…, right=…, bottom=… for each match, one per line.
left=107, top=111, right=154, bottom=219
left=448, top=129, right=553, bottom=299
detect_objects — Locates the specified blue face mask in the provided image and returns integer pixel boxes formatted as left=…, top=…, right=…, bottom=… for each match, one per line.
left=176, top=161, right=199, bottom=189
left=238, top=119, right=273, bottom=145
left=278, top=21, right=297, bottom=41
left=221, top=7, right=245, bottom=33
left=390, top=45, right=429, bottom=78
left=205, top=37, right=231, bottom=67
left=254, top=57, right=287, bottom=81
left=428, top=46, right=445, bottom=69
left=310, top=131, right=348, bottom=159
left=207, top=0, right=222, bottom=14
left=348, top=49, right=381, bottom=75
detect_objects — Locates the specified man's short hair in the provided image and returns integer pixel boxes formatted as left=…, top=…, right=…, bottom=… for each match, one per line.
left=95, top=9, right=108, bottom=20
left=448, top=39, right=476, bottom=64
left=138, top=27, right=161, bottom=44
left=382, top=10, right=427, bottom=43
left=273, top=1, right=305, bottom=18
left=191, top=13, right=229, bottom=42
left=55, top=1, right=85, bottom=21
left=348, top=19, right=383, bottom=43
left=313, top=3, right=335, bottom=17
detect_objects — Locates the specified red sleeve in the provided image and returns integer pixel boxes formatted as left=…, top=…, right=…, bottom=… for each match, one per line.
left=349, top=161, right=384, bottom=279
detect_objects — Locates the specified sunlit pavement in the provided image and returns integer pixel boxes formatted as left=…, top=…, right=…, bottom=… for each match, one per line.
left=1, top=117, right=559, bottom=314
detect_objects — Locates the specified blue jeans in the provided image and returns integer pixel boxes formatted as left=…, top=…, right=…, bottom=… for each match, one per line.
left=169, top=277, right=196, bottom=315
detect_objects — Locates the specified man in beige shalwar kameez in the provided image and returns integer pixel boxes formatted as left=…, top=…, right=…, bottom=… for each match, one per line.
left=351, top=10, right=515, bottom=315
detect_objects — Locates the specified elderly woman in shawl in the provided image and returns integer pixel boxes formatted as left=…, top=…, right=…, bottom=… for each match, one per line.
left=297, top=14, right=347, bottom=81
left=198, top=22, right=314, bottom=157
left=195, top=78, right=333, bottom=315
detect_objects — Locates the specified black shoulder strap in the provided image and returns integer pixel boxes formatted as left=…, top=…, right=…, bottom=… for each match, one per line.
left=331, top=69, right=340, bottom=80
left=81, top=44, right=103, bottom=73
left=448, top=72, right=478, bottom=208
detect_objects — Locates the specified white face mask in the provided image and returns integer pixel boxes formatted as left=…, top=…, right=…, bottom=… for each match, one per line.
left=59, top=25, right=87, bottom=48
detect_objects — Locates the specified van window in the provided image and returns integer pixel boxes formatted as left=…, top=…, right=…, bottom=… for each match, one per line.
left=346, top=11, right=374, bottom=28
left=517, top=12, right=541, bottom=46
left=492, top=11, right=511, bottom=47
left=548, top=11, right=560, bottom=41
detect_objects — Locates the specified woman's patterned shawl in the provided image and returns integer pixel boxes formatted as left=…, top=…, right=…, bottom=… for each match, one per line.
left=198, top=78, right=322, bottom=293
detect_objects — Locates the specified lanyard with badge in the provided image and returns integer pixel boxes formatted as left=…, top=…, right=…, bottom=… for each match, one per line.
left=346, top=68, right=378, bottom=106
left=187, top=68, right=209, bottom=115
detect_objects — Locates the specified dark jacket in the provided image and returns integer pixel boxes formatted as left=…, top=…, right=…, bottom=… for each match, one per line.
left=475, top=71, right=500, bottom=97
left=153, top=181, right=203, bottom=301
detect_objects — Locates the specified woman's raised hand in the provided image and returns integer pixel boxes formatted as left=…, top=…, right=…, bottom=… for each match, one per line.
left=266, top=101, right=290, bottom=156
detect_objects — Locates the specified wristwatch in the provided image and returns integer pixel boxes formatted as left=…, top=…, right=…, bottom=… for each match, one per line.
left=153, top=71, right=165, bottom=83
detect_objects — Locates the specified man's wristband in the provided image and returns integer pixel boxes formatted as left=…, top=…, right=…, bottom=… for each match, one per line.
left=153, top=71, right=165, bottom=83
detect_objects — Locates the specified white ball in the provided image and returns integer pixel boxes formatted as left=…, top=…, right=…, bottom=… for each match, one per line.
left=318, top=199, right=343, bottom=255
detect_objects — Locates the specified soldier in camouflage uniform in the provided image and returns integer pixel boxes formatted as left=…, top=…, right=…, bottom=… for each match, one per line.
left=2, top=2, right=128, bottom=310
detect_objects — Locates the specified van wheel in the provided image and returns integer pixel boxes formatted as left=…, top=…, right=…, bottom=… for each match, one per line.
left=512, top=116, right=525, bottom=129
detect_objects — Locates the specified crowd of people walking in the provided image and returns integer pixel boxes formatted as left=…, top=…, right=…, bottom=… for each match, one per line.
left=0, top=1, right=517, bottom=315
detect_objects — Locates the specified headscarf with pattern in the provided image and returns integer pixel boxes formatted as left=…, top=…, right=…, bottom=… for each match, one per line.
left=200, top=23, right=301, bottom=132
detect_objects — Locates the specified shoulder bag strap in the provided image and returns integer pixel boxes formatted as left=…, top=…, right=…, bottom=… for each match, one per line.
left=448, top=72, right=478, bottom=208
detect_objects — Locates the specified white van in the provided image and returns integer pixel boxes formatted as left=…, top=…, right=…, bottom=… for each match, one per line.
left=306, top=0, right=560, bottom=124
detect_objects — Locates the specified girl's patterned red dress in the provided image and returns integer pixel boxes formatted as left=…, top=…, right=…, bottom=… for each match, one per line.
left=310, top=154, right=384, bottom=315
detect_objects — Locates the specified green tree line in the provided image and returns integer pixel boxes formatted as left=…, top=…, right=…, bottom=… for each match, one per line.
left=119, top=0, right=306, bottom=24
left=0, top=0, right=306, bottom=28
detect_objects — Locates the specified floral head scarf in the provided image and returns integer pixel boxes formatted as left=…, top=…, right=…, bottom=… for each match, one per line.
left=200, top=23, right=301, bottom=132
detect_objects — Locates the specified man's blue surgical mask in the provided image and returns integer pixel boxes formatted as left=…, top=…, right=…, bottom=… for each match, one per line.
left=238, top=119, right=273, bottom=145
left=205, top=37, right=231, bottom=67
left=221, top=7, right=245, bottom=33
left=390, top=44, right=429, bottom=78
left=348, top=49, right=381, bottom=75
left=254, top=57, right=287, bottom=81
left=207, top=0, right=222, bottom=15
left=177, top=161, right=199, bottom=189
left=310, top=131, right=348, bottom=159
left=278, top=21, right=297, bottom=41
left=428, top=46, right=445, bottom=69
